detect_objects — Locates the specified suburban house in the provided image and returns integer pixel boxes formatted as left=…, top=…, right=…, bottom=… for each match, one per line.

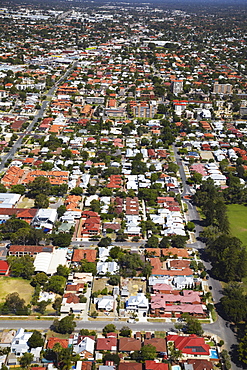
left=11, top=328, right=33, bottom=356
left=166, top=334, right=210, bottom=359
left=96, top=337, right=117, bottom=352
left=72, top=336, right=95, bottom=359
left=118, top=338, right=141, bottom=353
left=125, top=292, right=149, bottom=316
left=118, top=363, right=142, bottom=370
left=95, top=296, right=114, bottom=311
left=145, top=361, right=169, bottom=370
left=144, top=338, right=167, bottom=357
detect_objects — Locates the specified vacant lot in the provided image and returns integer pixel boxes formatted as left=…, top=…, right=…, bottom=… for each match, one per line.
left=0, top=277, right=34, bottom=304
left=16, top=197, right=34, bottom=208
left=121, top=277, right=146, bottom=296
left=93, top=277, right=114, bottom=294
left=227, top=204, right=247, bottom=246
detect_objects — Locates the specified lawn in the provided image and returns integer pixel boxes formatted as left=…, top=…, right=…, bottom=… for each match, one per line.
left=0, top=277, right=34, bottom=304
left=227, top=204, right=247, bottom=246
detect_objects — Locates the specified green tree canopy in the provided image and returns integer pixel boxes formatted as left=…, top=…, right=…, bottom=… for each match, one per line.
left=46, top=275, right=66, bottom=295
left=10, top=184, right=26, bottom=195
left=28, top=176, right=51, bottom=197
left=102, top=324, right=116, bottom=335
left=34, top=193, right=49, bottom=208
left=28, top=330, right=44, bottom=348
left=19, top=352, right=34, bottom=368
left=51, top=232, right=72, bottom=248
left=131, top=344, right=156, bottom=361
left=2, top=292, right=29, bottom=315
left=7, top=255, right=34, bottom=279
left=119, top=326, right=132, bottom=337
left=220, top=282, right=247, bottom=323
left=52, top=315, right=76, bottom=334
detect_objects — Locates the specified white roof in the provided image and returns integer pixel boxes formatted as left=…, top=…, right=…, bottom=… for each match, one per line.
left=34, top=249, right=68, bottom=275
left=0, top=193, right=21, bottom=208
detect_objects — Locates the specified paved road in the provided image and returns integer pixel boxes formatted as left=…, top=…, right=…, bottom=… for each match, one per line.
left=71, top=241, right=146, bottom=248
left=0, top=61, right=78, bottom=171
left=173, top=145, right=240, bottom=370
left=0, top=318, right=235, bottom=335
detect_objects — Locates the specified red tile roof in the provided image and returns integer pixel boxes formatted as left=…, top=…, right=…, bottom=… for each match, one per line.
left=145, top=361, right=169, bottom=370
left=72, top=249, right=97, bottom=263
left=96, top=337, right=117, bottom=351
left=119, top=363, right=142, bottom=370
left=166, top=334, right=210, bottom=356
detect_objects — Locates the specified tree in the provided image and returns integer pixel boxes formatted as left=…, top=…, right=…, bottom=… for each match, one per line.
left=108, top=275, right=120, bottom=286
left=70, top=186, right=83, bottom=195
left=103, top=353, right=120, bottom=366
left=0, top=184, right=6, bottom=193
left=1, top=217, right=30, bottom=237
left=171, top=235, right=188, bottom=248
left=109, top=246, right=122, bottom=259
left=56, top=264, right=70, bottom=278
left=98, top=237, right=112, bottom=247
left=28, top=330, right=44, bottom=348
left=10, top=227, right=31, bottom=245
left=36, top=300, right=50, bottom=314
left=207, top=235, right=247, bottom=282
left=80, top=260, right=97, bottom=275
left=239, top=330, right=247, bottom=364
left=53, top=315, right=76, bottom=334
left=90, top=199, right=101, bottom=213
left=183, top=315, right=204, bottom=336
left=31, top=272, right=48, bottom=287
left=159, top=236, right=171, bottom=248
left=168, top=342, right=182, bottom=362
left=52, top=297, right=62, bottom=314
left=167, top=162, right=179, bottom=174
left=28, top=176, right=51, bottom=197
left=186, top=222, right=195, bottom=231
left=7, top=255, right=34, bottom=279
left=220, top=282, right=247, bottom=323
left=188, top=172, right=203, bottom=185
left=10, top=184, right=26, bottom=195
left=19, top=352, right=33, bottom=368
left=57, top=205, right=67, bottom=218
left=52, top=232, right=72, bottom=248
left=132, top=344, right=156, bottom=361
left=2, top=292, right=29, bottom=315
left=146, top=235, right=159, bottom=248
left=120, top=326, right=132, bottom=337
left=35, top=193, right=49, bottom=208
left=46, top=275, right=66, bottom=295
left=102, top=324, right=116, bottom=335
left=100, top=188, right=113, bottom=196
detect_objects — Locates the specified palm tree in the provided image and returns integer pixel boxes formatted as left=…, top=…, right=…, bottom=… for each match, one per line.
left=168, top=342, right=182, bottom=363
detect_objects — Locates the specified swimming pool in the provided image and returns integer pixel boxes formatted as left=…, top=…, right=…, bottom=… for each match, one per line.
left=172, top=365, right=181, bottom=370
left=210, top=349, right=219, bottom=359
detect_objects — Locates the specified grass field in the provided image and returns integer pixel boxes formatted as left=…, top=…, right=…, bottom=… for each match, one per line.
left=227, top=204, right=247, bottom=246
left=0, top=277, right=34, bottom=304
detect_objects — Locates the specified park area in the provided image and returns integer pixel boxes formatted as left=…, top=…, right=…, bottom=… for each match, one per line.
left=227, top=204, right=247, bottom=292
left=227, top=204, right=247, bottom=246
left=0, top=276, right=34, bottom=304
